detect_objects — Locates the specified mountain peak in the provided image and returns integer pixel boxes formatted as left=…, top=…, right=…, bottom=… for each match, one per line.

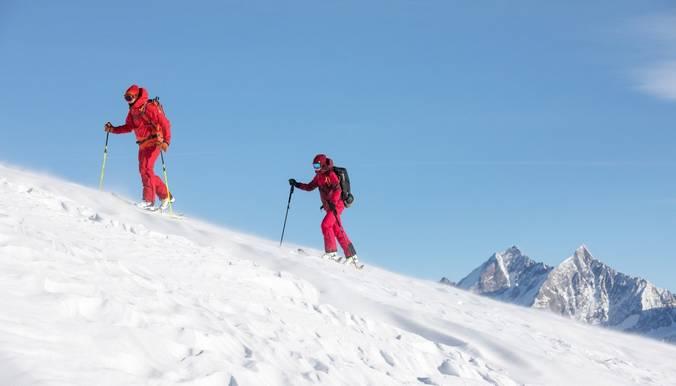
left=456, top=244, right=676, bottom=344
left=493, top=246, right=523, bottom=265
left=573, top=244, right=593, bottom=265
left=506, top=245, right=522, bottom=255
left=576, top=244, right=591, bottom=255
left=457, top=246, right=553, bottom=306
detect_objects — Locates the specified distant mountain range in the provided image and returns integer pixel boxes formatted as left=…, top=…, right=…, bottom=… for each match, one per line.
left=444, top=246, right=676, bottom=343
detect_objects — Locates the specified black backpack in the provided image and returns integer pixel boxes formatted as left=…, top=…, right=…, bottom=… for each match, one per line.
left=333, top=166, right=355, bottom=207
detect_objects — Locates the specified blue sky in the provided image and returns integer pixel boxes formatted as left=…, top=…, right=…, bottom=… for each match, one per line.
left=1, top=1, right=676, bottom=291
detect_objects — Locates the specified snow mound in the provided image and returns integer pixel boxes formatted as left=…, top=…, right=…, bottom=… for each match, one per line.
left=0, top=164, right=675, bottom=386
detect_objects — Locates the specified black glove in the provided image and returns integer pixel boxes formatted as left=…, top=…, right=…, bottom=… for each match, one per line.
left=289, top=178, right=298, bottom=187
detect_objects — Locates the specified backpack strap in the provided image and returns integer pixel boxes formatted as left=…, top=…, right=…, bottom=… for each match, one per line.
left=138, top=100, right=161, bottom=131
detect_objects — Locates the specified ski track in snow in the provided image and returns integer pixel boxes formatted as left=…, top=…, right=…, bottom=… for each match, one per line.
left=0, top=164, right=675, bottom=386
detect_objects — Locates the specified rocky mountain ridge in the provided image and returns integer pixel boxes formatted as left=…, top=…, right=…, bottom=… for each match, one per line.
left=451, top=246, right=676, bottom=343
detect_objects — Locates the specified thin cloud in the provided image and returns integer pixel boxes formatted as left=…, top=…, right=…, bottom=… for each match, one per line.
left=636, top=60, right=676, bottom=101
left=634, top=14, right=676, bottom=101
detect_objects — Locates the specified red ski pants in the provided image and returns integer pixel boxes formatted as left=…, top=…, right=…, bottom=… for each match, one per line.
left=138, top=146, right=168, bottom=203
left=321, top=207, right=353, bottom=256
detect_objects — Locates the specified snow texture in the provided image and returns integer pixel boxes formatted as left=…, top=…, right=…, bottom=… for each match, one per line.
left=1, top=164, right=675, bottom=385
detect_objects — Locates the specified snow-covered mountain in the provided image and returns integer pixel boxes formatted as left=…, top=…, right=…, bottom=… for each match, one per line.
left=457, top=246, right=676, bottom=344
left=1, top=163, right=676, bottom=386
left=457, top=246, right=553, bottom=306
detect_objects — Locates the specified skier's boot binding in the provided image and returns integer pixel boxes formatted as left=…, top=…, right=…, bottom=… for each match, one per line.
left=344, top=255, right=363, bottom=269
left=136, top=200, right=154, bottom=210
left=322, top=251, right=339, bottom=261
left=160, top=193, right=175, bottom=210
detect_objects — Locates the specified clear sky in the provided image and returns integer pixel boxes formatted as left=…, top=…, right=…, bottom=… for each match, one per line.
left=1, top=0, right=675, bottom=291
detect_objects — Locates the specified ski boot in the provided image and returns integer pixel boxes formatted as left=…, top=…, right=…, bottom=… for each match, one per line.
left=321, top=251, right=341, bottom=262
left=344, top=255, right=364, bottom=270
left=159, top=193, right=176, bottom=211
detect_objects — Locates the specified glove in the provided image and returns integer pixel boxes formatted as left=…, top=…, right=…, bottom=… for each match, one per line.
left=288, top=178, right=297, bottom=187
left=104, top=122, right=113, bottom=132
left=159, top=142, right=169, bottom=152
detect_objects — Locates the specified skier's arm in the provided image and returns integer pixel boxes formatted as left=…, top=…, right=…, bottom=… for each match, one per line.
left=295, top=176, right=318, bottom=191
left=110, top=125, right=132, bottom=134
left=108, top=115, right=133, bottom=134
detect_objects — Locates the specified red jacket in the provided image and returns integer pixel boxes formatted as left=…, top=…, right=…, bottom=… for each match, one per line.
left=297, top=170, right=344, bottom=212
left=111, top=88, right=171, bottom=148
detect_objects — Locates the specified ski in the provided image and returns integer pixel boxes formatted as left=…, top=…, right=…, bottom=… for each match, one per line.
left=297, top=248, right=364, bottom=270
left=144, top=206, right=184, bottom=219
left=345, top=257, right=364, bottom=270
left=111, top=193, right=184, bottom=219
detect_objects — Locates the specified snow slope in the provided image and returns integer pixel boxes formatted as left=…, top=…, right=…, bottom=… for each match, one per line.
left=0, top=164, right=675, bottom=386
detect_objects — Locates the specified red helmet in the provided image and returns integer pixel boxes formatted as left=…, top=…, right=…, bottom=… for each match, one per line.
left=124, top=84, right=140, bottom=102
left=312, top=154, right=333, bottom=173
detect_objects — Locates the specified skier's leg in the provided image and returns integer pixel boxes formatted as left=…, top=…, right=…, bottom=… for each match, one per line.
left=332, top=209, right=356, bottom=257
left=138, top=148, right=154, bottom=203
left=146, top=147, right=168, bottom=200
left=321, top=212, right=338, bottom=253
left=335, top=227, right=356, bottom=257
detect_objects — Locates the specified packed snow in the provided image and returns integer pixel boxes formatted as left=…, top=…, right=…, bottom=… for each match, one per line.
left=0, top=164, right=675, bottom=386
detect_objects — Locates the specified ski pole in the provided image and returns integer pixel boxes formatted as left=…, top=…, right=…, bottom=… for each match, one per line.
left=279, top=184, right=295, bottom=246
left=160, top=150, right=174, bottom=215
left=98, top=132, right=110, bottom=190
left=332, top=207, right=343, bottom=230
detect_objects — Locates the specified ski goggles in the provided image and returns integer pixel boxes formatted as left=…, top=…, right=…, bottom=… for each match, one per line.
left=124, top=93, right=136, bottom=102
left=313, top=162, right=322, bottom=170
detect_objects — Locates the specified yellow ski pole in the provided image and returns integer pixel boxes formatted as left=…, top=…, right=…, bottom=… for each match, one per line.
left=98, top=132, right=110, bottom=190
left=160, top=150, right=173, bottom=215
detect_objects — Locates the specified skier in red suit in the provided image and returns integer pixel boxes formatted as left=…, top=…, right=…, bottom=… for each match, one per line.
left=289, top=154, right=360, bottom=266
left=104, top=85, right=173, bottom=210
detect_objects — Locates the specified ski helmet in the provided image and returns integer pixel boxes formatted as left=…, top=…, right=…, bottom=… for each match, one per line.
left=124, top=84, right=140, bottom=102
left=313, top=154, right=333, bottom=173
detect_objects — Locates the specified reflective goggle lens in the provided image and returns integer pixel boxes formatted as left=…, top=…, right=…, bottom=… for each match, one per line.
left=124, top=94, right=135, bottom=102
left=313, top=162, right=321, bottom=170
